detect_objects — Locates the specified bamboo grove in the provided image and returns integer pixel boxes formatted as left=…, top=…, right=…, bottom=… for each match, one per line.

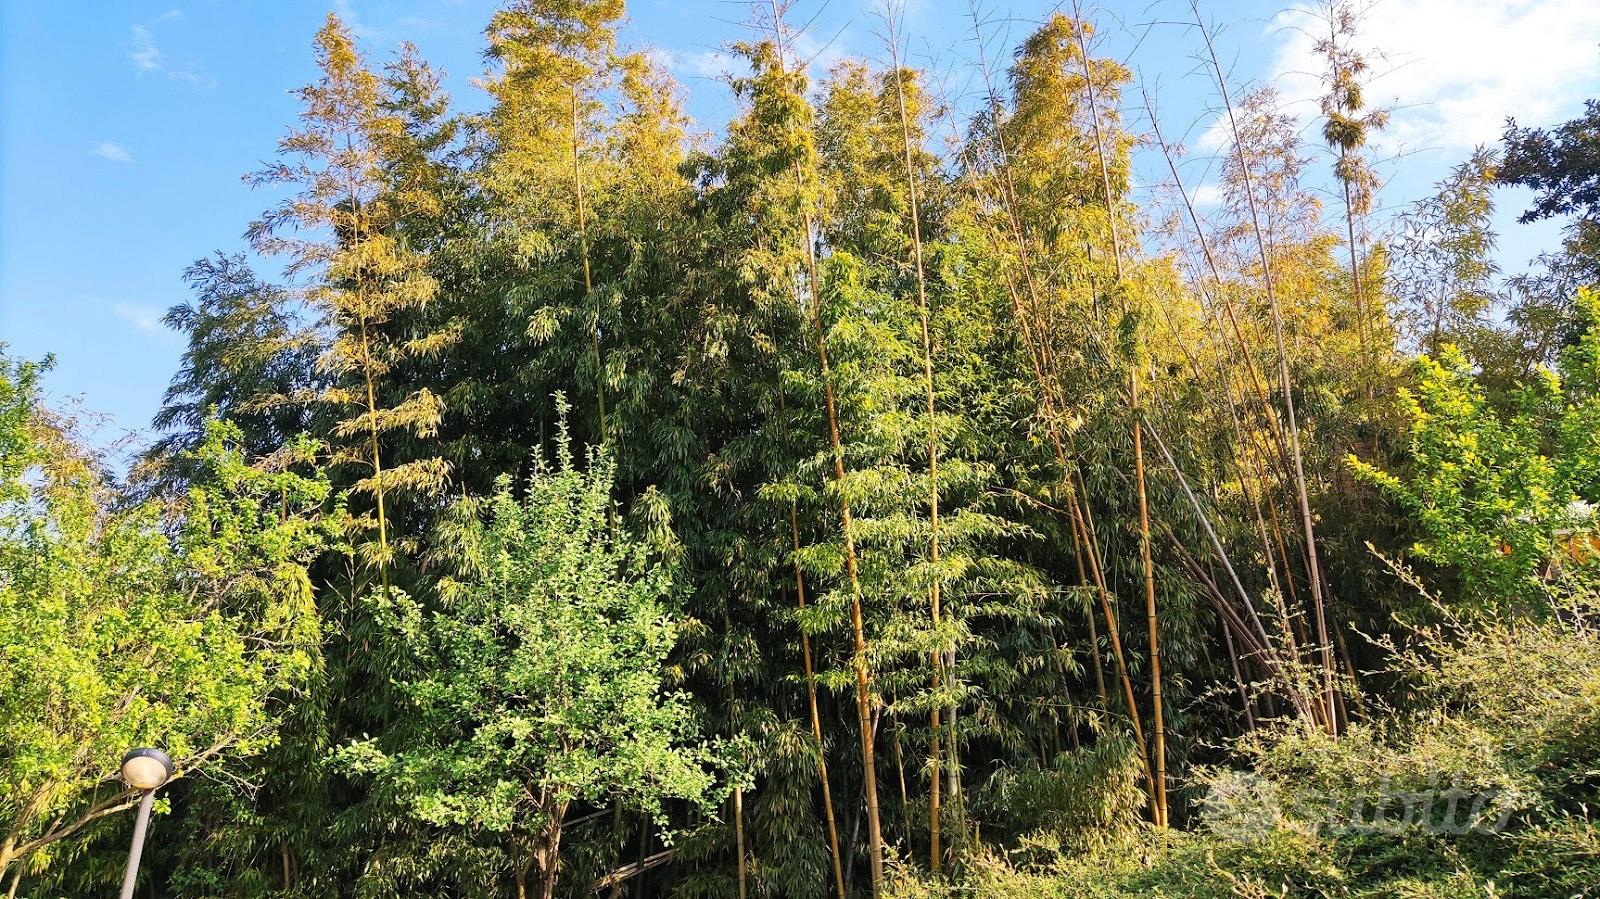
left=7, top=0, right=1600, bottom=896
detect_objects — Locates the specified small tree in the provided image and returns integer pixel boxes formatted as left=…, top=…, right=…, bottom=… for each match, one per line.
left=1351, top=289, right=1600, bottom=611
left=0, top=353, right=333, bottom=883
left=344, top=401, right=724, bottom=899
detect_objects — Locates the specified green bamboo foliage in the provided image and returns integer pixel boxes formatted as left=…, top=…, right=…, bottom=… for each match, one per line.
left=249, top=14, right=450, bottom=580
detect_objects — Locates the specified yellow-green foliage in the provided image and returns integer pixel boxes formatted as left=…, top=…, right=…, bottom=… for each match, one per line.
left=0, top=353, right=337, bottom=881
left=891, top=607, right=1600, bottom=898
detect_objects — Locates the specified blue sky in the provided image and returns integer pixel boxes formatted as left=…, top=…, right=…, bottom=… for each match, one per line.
left=2, top=0, right=1596, bottom=458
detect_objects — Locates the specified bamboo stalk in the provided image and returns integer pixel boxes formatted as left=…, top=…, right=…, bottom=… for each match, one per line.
left=766, top=5, right=887, bottom=888
left=1070, top=479, right=1157, bottom=808
left=885, top=10, right=945, bottom=872
left=1222, top=618, right=1257, bottom=731
left=571, top=87, right=607, bottom=443
left=1071, top=520, right=1110, bottom=707
left=1193, top=3, right=1338, bottom=735
left=725, top=625, right=748, bottom=899
left=1071, top=7, right=1166, bottom=826
left=787, top=497, right=849, bottom=899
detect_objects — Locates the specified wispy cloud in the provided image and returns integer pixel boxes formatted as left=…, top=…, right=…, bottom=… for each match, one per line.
left=128, top=10, right=213, bottom=87
left=1190, top=183, right=1225, bottom=207
left=332, top=0, right=385, bottom=41
left=1266, top=0, right=1600, bottom=155
left=676, top=48, right=744, bottom=81
left=791, top=26, right=850, bottom=77
left=113, top=303, right=166, bottom=334
left=130, top=24, right=162, bottom=72
left=91, top=142, right=133, bottom=163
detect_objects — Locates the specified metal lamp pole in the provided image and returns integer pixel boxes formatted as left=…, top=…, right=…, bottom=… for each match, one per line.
left=118, top=749, right=173, bottom=899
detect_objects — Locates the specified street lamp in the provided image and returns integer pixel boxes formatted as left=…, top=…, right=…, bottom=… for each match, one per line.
left=118, top=748, right=173, bottom=899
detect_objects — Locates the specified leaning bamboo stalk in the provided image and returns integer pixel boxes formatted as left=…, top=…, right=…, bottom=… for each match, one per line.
left=1071, top=6, right=1166, bottom=826
left=1070, top=472, right=1158, bottom=808
left=885, top=9, right=945, bottom=871
left=959, top=11, right=1162, bottom=816
left=1222, top=618, right=1257, bottom=731
left=1070, top=520, right=1110, bottom=707
left=1150, top=273, right=1304, bottom=662
left=1193, top=3, right=1337, bottom=734
left=801, top=196, right=887, bottom=896
left=1153, top=273, right=1288, bottom=628
left=965, top=2, right=1073, bottom=421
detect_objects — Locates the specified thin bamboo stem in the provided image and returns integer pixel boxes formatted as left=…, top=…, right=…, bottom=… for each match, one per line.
left=572, top=88, right=607, bottom=443
left=1072, top=7, right=1165, bottom=825
left=886, top=12, right=945, bottom=871
left=1194, top=3, right=1337, bottom=735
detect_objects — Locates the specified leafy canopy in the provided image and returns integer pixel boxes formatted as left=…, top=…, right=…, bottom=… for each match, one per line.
left=0, top=350, right=334, bottom=877
left=344, top=400, right=725, bottom=853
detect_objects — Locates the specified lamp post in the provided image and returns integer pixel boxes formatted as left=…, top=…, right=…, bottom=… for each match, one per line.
left=118, top=749, right=173, bottom=899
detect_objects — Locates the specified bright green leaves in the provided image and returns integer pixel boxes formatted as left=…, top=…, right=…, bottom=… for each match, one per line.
left=344, top=404, right=727, bottom=890
left=0, top=354, right=334, bottom=877
left=1352, top=289, right=1600, bottom=610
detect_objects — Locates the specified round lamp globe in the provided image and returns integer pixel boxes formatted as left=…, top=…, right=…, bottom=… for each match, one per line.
left=120, top=749, right=174, bottom=791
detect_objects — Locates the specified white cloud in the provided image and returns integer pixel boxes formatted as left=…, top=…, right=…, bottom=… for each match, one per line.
left=130, top=24, right=162, bottom=72
left=791, top=26, right=850, bottom=78
left=129, top=11, right=212, bottom=86
left=113, top=303, right=166, bottom=334
left=91, top=142, right=133, bottom=163
left=1190, top=182, right=1225, bottom=207
left=677, top=48, right=744, bottom=81
left=1264, top=0, right=1600, bottom=155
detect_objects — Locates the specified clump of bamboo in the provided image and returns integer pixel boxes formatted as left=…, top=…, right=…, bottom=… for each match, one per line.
left=1193, top=1, right=1339, bottom=735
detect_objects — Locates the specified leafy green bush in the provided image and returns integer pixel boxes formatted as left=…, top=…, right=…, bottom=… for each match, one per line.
left=1351, top=288, right=1600, bottom=611
left=341, top=404, right=728, bottom=898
